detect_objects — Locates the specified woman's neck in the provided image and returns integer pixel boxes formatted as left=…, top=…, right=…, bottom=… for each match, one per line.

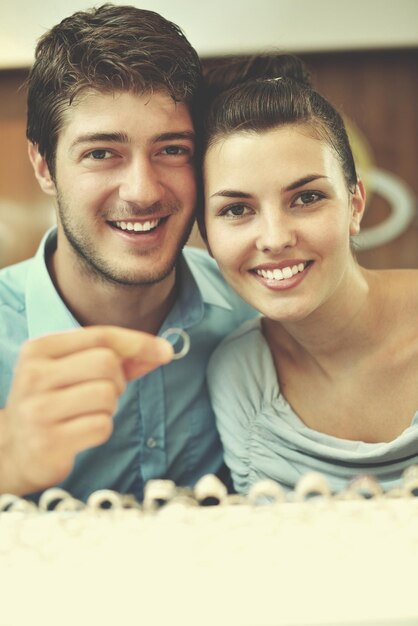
left=263, top=266, right=382, bottom=371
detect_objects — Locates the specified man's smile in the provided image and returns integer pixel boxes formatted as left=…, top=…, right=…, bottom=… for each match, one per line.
left=111, top=218, right=164, bottom=233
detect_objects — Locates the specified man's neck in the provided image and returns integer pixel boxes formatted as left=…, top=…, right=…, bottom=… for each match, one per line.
left=47, top=248, right=178, bottom=335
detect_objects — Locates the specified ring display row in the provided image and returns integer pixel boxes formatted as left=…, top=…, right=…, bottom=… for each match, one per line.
left=1, top=466, right=418, bottom=513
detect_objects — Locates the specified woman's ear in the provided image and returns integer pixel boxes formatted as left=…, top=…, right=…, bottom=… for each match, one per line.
left=27, top=142, right=57, bottom=196
left=349, top=178, right=366, bottom=236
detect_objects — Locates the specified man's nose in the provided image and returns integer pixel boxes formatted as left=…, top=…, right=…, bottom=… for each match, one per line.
left=119, top=157, right=164, bottom=207
left=255, top=208, right=297, bottom=253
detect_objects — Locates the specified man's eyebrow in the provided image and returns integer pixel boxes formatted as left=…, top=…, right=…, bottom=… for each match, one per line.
left=70, top=132, right=129, bottom=150
left=153, top=131, right=195, bottom=143
left=69, top=130, right=195, bottom=151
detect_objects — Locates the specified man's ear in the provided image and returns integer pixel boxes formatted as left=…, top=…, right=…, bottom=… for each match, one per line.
left=349, top=178, right=366, bottom=236
left=27, top=142, right=57, bottom=196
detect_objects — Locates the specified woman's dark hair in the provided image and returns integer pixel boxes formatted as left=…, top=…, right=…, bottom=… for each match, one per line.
left=198, top=53, right=357, bottom=239
left=26, top=3, right=202, bottom=177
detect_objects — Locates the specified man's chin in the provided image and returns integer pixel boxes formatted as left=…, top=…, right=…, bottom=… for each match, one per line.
left=62, top=220, right=190, bottom=287
left=95, top=258, right=179, bottom=287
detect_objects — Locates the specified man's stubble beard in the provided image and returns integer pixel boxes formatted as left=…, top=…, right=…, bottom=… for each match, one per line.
left=56, top=193, right=196, bottom=287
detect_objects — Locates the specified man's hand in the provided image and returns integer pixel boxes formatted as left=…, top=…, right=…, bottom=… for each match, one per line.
left=0, top=326, right=173, bottom=496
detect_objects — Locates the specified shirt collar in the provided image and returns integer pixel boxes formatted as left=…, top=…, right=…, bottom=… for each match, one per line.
left=162, top=252, right=233, bottom=332
left=26, top=228, right=79, bottom=338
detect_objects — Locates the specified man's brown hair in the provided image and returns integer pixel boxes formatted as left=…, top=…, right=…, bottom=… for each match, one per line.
left=26, top=3, right=202, bottom=176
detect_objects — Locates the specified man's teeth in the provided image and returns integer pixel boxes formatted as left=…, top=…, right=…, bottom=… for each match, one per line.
left=115, top=219, right=160, bottom=232
left=256, top=263, right=306, bottom=281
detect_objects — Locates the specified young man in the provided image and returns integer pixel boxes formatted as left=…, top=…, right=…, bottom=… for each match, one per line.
left=0, top=5, right=255, bottom=500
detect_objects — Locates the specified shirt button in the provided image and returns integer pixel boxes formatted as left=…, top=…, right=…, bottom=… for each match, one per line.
left=146, top=437, right=157, bottom=449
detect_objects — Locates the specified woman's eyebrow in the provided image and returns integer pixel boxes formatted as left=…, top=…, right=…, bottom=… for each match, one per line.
left=284, top=174, right=327, bottom=191
left=210, top=176, right=328, bottom=199
left=210, top=190, right=251, bottom=199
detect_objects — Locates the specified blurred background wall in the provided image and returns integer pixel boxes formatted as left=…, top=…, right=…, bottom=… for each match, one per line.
left=0, top=0, right=417, bottom=268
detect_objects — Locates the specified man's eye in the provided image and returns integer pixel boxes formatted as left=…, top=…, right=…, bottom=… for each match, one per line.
left=294, top=191, right=324, bottom=205
left=161, top=146, right=190, bottom=156
left=87, top=149, right=112, bottom=160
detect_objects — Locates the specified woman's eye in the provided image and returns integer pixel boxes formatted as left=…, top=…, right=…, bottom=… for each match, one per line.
left=220, top=204, right=250, bottom=218
left=294, top=191, right=324, bottom=206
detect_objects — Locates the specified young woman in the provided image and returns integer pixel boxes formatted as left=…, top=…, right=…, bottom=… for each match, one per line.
left=199, top=54, right=418, bottom=494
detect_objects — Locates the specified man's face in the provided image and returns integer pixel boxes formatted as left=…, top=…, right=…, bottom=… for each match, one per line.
left=44, top=90, right=196, bottom=285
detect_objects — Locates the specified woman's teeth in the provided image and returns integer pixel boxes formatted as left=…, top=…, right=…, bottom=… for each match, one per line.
left=256, top=263, right=306, bottom=281
left=115, top=219, right=160, bottom=232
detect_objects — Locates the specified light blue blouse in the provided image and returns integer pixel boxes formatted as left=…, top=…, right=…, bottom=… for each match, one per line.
left=208, top=317, right=418, bottom=494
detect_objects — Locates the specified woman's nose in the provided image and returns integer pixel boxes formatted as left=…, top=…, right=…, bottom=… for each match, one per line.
left=255, top=209, right=297, bottom=253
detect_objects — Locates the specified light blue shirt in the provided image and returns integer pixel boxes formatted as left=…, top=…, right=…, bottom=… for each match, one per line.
left=0, top=228, right=256, bottom=501
left=208, top=317, right=418, bottom=494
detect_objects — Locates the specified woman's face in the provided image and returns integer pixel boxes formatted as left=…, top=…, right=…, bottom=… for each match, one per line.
left=204, top=124, right=365, bottom=322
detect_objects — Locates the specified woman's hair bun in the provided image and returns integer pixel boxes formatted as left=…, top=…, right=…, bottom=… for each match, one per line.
left=203, top=52, right=312, bottom=102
